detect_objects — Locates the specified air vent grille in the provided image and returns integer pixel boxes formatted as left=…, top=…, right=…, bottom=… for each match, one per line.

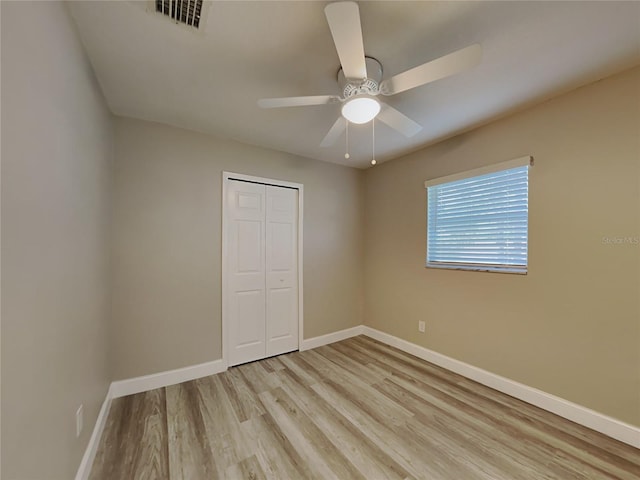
left=156, top=0, right=203, bottom=28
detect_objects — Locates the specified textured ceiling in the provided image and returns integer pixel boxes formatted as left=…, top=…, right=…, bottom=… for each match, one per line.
left=67, top=1, right=640, bottom=168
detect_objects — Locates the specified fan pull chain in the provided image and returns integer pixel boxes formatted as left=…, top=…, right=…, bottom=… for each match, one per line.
left=344, top=120, right=350, bottom=159
left=371, top=118, right=377, bottom=165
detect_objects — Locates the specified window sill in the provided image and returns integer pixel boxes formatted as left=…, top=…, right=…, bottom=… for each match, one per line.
left=426, top=263, right=527, bottom=275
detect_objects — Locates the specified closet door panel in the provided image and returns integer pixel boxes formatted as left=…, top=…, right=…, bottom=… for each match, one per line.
left=265, top=186, right=299, bottom=357
left=227, top=180, right=266, bottom=366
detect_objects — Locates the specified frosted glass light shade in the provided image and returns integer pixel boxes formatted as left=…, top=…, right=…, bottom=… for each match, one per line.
left=341, top=97, right=380, bottom=124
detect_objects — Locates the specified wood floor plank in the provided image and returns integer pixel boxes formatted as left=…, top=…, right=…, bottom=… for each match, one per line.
left=90, top=389, right=169, bottom=480
left=311, top=380, right=448, bottom=479
left=166, top=382, right=218, bottom=479
left=259, top=390, right=338, bottom=479
left=235, top=416, right=300, bottom=480
left=314, top=343, right=389, bottom=385
left=262, top=386, right=368, bottom=480
left=90, top=335, right=640, bottom=480
left=235, top=360, right=282, bottom=394
left=195, top=375, right=256, bottom=470
left=218, top=368, right=267, bottom=423
left=254, top=411, right=314, bottom=479
left=224, top=454, right=267, bottom=480
left=302, top=349, right=415, bottom=427
left=277, top=351, right=325, bottom=386
left=373, top=377, right=554, bottom=480
left=274, top=367, right=412, bottom=479
left=260, top=355, right=286, bottom=373
left=88, top=397, right=126, bottom=480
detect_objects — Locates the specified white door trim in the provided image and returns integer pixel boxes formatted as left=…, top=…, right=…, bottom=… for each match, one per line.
left=222, top=171, right=304, bottom=367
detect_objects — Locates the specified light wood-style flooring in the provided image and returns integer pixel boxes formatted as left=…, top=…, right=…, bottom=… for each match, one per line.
left=89, top=336, right=640, bottom=479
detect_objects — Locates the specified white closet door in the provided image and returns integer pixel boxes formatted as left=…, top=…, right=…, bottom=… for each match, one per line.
left=226, top=179, right=300, bottom=366
left=265, top=186, right=299, bottom=357
left=227, top=180, right=266, bottom=366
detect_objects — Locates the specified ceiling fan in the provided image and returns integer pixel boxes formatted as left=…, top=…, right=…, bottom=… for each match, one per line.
left=257, top=1, right=482, bottom=148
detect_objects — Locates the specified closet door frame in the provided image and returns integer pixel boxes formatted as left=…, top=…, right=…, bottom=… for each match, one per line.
left=221, top=171, right=304, bottom=367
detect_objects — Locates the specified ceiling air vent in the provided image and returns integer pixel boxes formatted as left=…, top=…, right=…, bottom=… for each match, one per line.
left=155, top=0, right=203, bottom=28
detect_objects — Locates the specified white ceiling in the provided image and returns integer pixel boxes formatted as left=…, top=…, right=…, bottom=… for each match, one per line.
left=67, top=1, right=640, bottom=168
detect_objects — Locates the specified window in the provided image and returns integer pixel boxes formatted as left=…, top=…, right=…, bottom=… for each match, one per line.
left=425, top=156, right=532, bottom=274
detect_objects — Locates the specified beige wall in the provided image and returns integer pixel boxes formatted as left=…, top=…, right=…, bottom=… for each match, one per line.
left=111, top=117, right=364, bottom=379
left=364, top=66, right=640, bottom=427
left=1, top=2, right=113, bottom=479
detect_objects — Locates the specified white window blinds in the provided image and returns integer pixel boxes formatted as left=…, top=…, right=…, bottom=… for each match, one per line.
left=425, top=156, right=532, bottom=274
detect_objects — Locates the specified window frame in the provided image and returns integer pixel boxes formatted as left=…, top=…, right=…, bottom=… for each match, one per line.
left=424, top=156, right=533, bottom=275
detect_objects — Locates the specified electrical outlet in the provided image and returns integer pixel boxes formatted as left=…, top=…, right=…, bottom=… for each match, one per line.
left=76, top=405, right=83, bottom=438
left=418, top=321, right=426, bottom=333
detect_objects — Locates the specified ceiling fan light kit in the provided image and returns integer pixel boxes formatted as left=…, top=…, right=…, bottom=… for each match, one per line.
left=341, top=97, right=380, bottom=124
left=339, top=56, right=383, bottom=124
left=257, top=0, right=482, bottom=161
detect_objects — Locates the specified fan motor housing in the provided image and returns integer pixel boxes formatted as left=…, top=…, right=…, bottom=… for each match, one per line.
left=338, top=57, right=383, bottom=99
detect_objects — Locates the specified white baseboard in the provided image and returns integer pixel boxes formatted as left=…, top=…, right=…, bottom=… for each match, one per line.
left=107, top=325, right=362, bottom=401
left=109, top=325, right=363, bottom=398
left=74, top=392, right=112, bottom=480
left=109, top=358, right=227, bottom=399
left=300, top=325, right=364, bottom=351
left=109, top=326, right=364, bottom=400
left=361, top=326, right=640, bottom=449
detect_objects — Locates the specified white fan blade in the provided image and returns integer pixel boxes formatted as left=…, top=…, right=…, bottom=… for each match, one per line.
left=258, top=95, right=340, bottom=108
left=320, top=117, right=346, bottom=147
left=380, top=44, right=482, bottom=96
left=324, top=1, right=367, bottom=80
left=377, top=102, right=422, bottom=137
